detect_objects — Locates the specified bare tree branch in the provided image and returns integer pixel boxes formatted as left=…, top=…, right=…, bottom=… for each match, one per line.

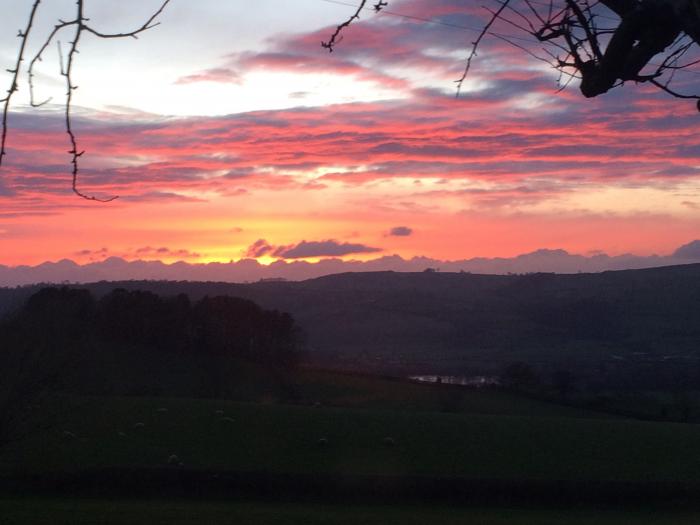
left=467, top=0, right=700, bottom=104
left=319, top=0, right=700, bottom=106
left=322, top=0, right=387, bottom=51
left=82, top=0, right=171, bottom=39
left=455, top=0, right=512, bottom=95
left=0, top=0, right=42, bottom=167
left=1, top=0, right=171, bottom=201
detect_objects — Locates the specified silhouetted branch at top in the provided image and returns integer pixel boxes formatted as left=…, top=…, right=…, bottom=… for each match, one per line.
left=0, top=1, right=41, bottom=174
left=325, top=0, right=700, bottom=109
left=1, top=0, right=171, bottom=201
left=322, top=0, right=388, bottom=52
left=455, top=0, right=512, bottom=95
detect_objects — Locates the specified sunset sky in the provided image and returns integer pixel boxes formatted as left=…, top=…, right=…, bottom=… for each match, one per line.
left=0, top=0, right=698, bottom=269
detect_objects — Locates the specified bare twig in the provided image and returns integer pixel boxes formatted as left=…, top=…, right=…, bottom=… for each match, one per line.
left=322, top=1, right=388, bottom=51
left=82, top=0, right=171, bottom=39
left=455, top=0, right=512, bottom=95
left=1, top=0, right=43, bottom=167
left=322, top=0, right=370, bottom=52
left=2, top=0, right=171, bottom=200
left=28, top=22, right=80, bottom=108
left=460, top=0, right=700, bottom=104
left=650, top=78, right=700, bottom=100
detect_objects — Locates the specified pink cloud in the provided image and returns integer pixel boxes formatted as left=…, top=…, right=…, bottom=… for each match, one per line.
left=1, top=84, right=698, bottom=214
left=175, top=67, right=241, bottom=85
left=0, top=0, right=697, bottom=266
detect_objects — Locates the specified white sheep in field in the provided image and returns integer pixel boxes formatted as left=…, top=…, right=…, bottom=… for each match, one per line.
left=220, top=417, right=235, bottom=423
left=133, top=422, right=145, bottom=429
left=62, top=430, right=76, bottom=439
left=167, top=454, right=180, bottom=465
left=117, top=431, right=127, bottom=438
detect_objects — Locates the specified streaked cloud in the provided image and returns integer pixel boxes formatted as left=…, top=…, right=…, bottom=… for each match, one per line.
left=274, top=239, right=382, bottom=259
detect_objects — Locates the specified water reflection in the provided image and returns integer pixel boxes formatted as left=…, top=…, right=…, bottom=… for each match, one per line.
left=409, top=375, right=500, bottom=387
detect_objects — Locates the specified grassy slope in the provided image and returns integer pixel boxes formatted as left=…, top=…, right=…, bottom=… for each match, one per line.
left=2, top=394, right=700, bottom=483
left=293, top=369, right=609, bottom=416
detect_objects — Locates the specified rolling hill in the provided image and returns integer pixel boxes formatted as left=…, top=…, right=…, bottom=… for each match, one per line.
left=1, top=263, right=699, bottom=385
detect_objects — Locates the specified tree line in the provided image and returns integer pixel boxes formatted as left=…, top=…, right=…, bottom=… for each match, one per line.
left=0, top=286, right=303, bottom=430
left=2, top=287, right=302, bottom=368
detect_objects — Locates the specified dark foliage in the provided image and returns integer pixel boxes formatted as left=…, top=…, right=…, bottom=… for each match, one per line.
left=501, top=362, right=540, bottom=391
left=0, top=287, right=302, bottom=415
left=98, top=289, right=192, bottom=353
left=18, top=286, right=302, bottom=369
left=0, top=287, right=97, bottom=443
left=192, top=295, right=300, bottom=369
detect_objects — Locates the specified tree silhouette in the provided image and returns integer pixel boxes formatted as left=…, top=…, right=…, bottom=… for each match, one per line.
left=0, top=287, right=303, bottom=427
left=0, top=287, right=95, bottom=446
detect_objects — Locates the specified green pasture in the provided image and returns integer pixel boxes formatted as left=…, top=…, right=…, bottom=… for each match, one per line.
left=2, top=395, right=699, bottom=483
left=293, top=369, right=609, bottom=417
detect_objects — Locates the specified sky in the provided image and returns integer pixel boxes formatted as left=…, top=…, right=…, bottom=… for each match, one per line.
left=0, top=0, right=698, bottom=274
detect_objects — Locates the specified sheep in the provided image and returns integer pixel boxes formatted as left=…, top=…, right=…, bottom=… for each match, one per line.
left=133, top=422, right=145, bottom=429
left=117, top=431, right=127, bottom=438
left=62, top=430, right=76, bottom=439
left=383, top=437, right=396, bottom=447
left=167, top=454, right=180, bottom=465
left=220, top=417, right=235, bottom=423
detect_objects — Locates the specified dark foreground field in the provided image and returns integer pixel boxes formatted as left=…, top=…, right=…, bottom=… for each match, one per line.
left=3, top=386, right=700, bottom=497
left=2, top=395, right=700, bottom=483
left=3, top=372, right=700, bottom=522
left=3, top=498, right=700, bottom=525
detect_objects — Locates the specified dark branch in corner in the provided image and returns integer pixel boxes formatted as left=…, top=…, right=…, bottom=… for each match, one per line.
left=1, top=0, right=172, bottom=201
left=322, top=0, right=700, bottom=108
left=469, top=0, right=700, bottom=106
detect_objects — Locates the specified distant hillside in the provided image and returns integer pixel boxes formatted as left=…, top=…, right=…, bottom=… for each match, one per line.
left=2, top=263, right=700, bottom=386
left=1, top=239, right=699, bottom=285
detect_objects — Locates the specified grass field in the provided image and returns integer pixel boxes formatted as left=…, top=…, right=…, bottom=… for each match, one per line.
left=294, top=369, right=609, bottom=417
left=3, top=498, right=700, bottom=525
left=2, top=394, right=700, bottom=483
